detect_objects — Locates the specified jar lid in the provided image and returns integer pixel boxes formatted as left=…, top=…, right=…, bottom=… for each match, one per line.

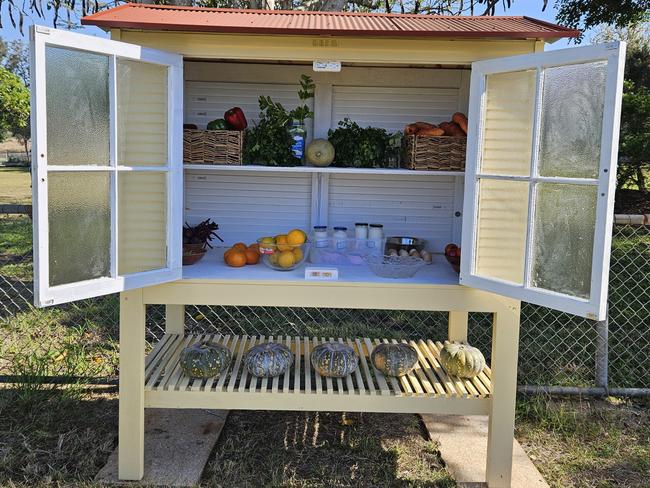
left=369, top=223, right=384, bottom=228
left=313, top=225, right=327, bottom=230
left=333, top=226, right=348, bottom=231
left=355, top=223, right=368, bottom=226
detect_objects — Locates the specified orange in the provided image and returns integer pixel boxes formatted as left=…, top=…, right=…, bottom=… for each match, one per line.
left=287, top=229, right=306, bottom=245
left=275, top=234, right=291, bottom=252
left=223, top=248, right=234, bottom=261
left=232, top=242, right=247, bottom=251
left=248, top=243, right=260, bottom=253
left=244, top=248, right=260, bottom=265
left=225, top=250, right=246, bottom=267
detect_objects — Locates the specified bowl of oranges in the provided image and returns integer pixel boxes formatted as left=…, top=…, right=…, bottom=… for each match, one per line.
left=258, top=229, right=310, bottom=271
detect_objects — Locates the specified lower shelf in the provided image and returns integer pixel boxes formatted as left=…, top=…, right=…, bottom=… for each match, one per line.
left=144, top=334, right=492, bottom=414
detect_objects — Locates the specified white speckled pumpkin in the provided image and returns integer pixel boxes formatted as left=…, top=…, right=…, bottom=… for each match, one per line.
left=179, top=342, right=232, bottom=379
left=244, top=342, right=293, bottom=378
left=371, top=343, right=418, bottom=377
left=311, top=342, right=359, bottom=378
left=439, top=342, right=485, bottom=378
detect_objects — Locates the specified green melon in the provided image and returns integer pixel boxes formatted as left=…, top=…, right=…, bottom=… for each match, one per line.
left=306, top=139, right=335, bottom=167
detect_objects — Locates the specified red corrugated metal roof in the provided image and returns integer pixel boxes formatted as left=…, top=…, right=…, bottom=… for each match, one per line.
left=82, top=4, right=579, bottom=40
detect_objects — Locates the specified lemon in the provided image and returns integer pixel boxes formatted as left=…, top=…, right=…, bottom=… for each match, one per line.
left=268, top=253, right=279, bottom=265
left=275, top=234, right=292, bottom=252
left=292, top=247, right=304, bottom=262
left=287, top=229, right=306, bottom=246
left=277, top=251, right=296, bottom=269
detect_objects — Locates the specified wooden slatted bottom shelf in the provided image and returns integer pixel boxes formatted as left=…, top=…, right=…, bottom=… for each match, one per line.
left=144, top=334, right=493, bottom=415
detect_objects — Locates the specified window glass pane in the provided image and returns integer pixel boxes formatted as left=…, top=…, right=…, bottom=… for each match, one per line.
left=48, top=172, right=110, bottom=286
left=481, top=70, right=535, bottom=176
left=117, top=59, right=168, bottom=166
left=531, top=183, right=597, bottom=298
left=475, top=178, right=529, bottom=284
left=538, top=62, right=607, bottom=179
left=45, top=47, right=110, bottom=165
left=118, top=172, right=167, bottom=274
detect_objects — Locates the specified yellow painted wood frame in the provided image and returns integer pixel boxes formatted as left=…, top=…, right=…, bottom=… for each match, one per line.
left=119, top=282, right=521, bottom=487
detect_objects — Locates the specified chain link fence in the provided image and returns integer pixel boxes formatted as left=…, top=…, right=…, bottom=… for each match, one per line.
left=1, top=213, right=648, bottom=392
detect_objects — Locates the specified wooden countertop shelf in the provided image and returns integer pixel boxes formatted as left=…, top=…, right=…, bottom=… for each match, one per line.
left=143, top=333, right=492, bottom=415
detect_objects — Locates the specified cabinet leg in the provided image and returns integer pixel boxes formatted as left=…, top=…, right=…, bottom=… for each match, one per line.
left=165, top=304, right=185, bottom=335
left=486, top=301, right=520, bottom=488
left=118, top=289, right=146, bottom=480
left=448, top=311, right=469, bottom=342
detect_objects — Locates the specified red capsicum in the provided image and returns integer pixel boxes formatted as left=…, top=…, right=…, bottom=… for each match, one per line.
left=224, top=107, right=247, bottom=131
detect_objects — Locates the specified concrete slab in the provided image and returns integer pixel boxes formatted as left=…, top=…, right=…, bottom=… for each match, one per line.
left=421, top=414, right=548, bottom=488
left=96, top=408, right=228, bottom=487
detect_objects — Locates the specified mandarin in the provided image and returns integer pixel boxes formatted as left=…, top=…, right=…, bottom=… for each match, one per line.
left=232, top=242, right=247, bottom=251
left=244, top=248, right=260, bottom=265
left=225, top=250, right=246, bottom=267
left=277, top=251, right=296, bottom=268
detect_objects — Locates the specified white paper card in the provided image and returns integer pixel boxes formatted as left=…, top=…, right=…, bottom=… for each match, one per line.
left=305, top=267, right=339, bottom=280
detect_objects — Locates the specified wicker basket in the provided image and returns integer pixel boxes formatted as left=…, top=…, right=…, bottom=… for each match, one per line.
left=402, top=134, right=466, bottom=171
left=183, top=129, right=243, bottom=165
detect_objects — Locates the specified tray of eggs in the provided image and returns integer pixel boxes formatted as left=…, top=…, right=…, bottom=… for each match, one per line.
left=384, top=237, right=432, bottom=263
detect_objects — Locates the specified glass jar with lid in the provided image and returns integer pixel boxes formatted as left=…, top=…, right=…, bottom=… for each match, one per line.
left=333, top=226, right=348, bottom=250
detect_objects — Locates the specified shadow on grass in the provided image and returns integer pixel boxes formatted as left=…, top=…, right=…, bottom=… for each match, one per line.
left=204, top=410, right=455, bottom=488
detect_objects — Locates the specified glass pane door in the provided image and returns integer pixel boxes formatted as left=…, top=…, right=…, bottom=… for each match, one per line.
left=461, top=42, right=626, bottom=320
left=31, top=26, right=183, bottom=307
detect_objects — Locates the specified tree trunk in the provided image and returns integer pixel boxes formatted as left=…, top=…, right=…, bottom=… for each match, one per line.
left=637, top=165, right=647, bottom=193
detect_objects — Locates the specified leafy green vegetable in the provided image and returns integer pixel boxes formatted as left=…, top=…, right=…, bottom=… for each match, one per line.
left=327, top=118, right=393, bottom=168
left=243, top=75, right=315, bottom=166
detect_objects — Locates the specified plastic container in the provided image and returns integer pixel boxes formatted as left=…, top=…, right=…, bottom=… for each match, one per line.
left=257, top=239, right=311, bottom=271
left=309, top=237, right=385, bottom=266
left=355, top=223, right=369, bottom=240
left=368, top=224, right=384, bottom=252
left=333, top=227, right=348, bottom=250
left=289, top=119, right=306, bottom=161
left=313, top=226, right=329, bottom=248
left=365, top=254, right=427, bottom=279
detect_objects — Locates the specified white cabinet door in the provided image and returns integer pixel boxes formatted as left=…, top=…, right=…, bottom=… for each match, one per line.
left=460, top=42, right=625, bottom=321
left=30, top=26, right=183, bottom=307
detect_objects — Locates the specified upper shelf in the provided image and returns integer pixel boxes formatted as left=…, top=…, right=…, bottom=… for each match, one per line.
left=183, top=164, right=465, bottom=177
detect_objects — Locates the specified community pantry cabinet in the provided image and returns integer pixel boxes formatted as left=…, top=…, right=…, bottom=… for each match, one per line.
left=29, top=12, right=624, bottom=487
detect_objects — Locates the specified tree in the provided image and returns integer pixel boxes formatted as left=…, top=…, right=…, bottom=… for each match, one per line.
left=553, top=0, right=650, bottom=42
left=593, top=24, right=650, bottom=192
left=0, top=67, right=30, bottom=149
left=0, top=37, right=29, bottom=86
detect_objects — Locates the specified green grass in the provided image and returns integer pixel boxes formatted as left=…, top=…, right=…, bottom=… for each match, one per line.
left=0, top=214, right=32, bottom=281
left=0, top=166, right=31, bottom=205
left=516, top=395, right=650, bottom=488
left=1, top=389, right=648, bottom=488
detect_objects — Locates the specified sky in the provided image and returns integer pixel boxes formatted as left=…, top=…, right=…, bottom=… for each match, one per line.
left=0, top=1, right=590, bottom=48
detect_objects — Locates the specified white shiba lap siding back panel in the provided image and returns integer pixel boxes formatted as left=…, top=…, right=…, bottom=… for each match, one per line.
left=331, top=86, right=459, bottom=133
left=327, top=173, right=456, bottom=252
left=184, top=170, right=313, bottom=246
left=185, top=81, right=314, bottom=134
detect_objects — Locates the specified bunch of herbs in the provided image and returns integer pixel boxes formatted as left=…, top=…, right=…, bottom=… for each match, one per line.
left=327, top=118, right=392, bottom=168
left=243, top=74, right=315, bottom=166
